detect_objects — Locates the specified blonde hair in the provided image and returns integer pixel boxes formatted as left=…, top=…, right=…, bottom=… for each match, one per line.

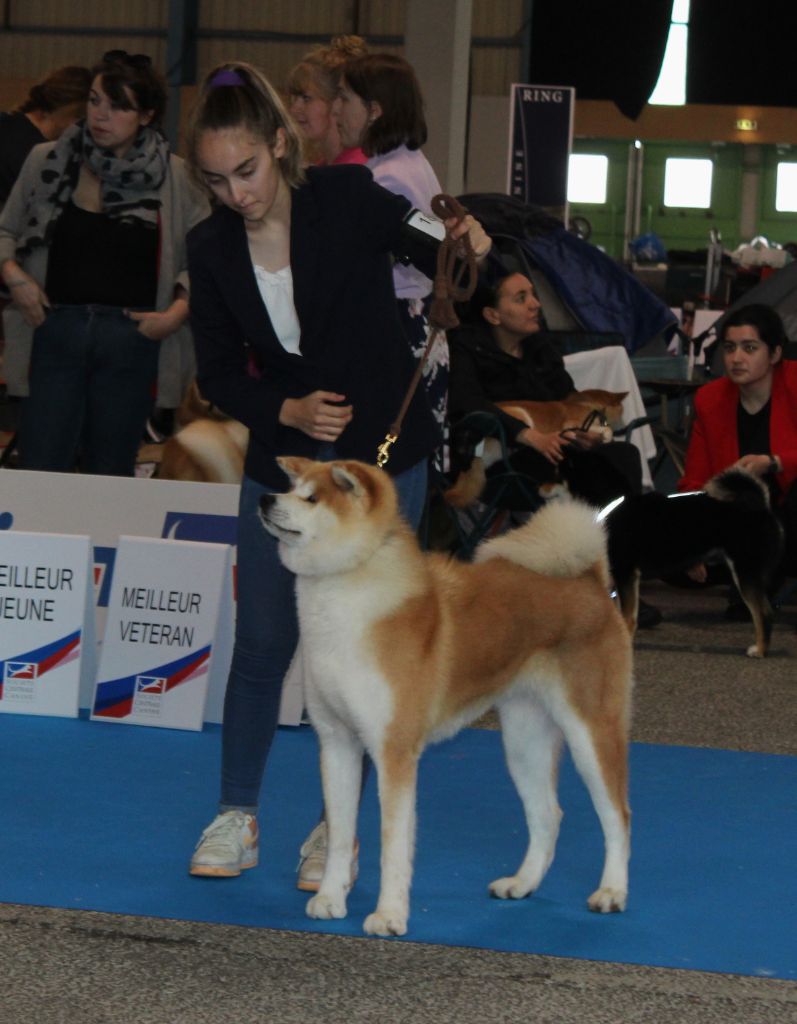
left=186, top=61, right=305, bottom=190
left=286, top=35, right=369, bottom=103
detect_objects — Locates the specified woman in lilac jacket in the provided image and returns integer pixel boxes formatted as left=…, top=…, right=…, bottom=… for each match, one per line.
left=336, top=53, right=449, bottom=445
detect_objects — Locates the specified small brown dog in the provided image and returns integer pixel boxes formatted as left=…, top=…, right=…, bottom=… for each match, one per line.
left=445, top=389, right=627, bottom=508
left=139, top=381, right=248, bottom=484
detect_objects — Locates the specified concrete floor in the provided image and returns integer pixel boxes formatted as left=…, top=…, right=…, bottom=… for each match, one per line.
left=2, top=579, right=796, bottom=1023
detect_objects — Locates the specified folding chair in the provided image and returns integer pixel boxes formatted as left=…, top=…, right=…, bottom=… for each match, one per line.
left=423, top=410, right=544, bottom=561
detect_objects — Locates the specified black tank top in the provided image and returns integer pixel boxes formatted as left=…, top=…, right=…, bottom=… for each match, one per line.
left=45, top=200, right=158, bottom=308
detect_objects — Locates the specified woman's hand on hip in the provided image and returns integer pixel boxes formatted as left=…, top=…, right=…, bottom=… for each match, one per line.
left=127, top=296, right=189, bottom=341
left=5, top=274, right=49, bottom=328
left=279, top=391, right=353, bottom=441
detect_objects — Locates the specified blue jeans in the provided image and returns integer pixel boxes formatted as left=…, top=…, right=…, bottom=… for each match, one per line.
left=220, top=454, right=428, bottom=810
left=18, top=305, right=159, bottom=476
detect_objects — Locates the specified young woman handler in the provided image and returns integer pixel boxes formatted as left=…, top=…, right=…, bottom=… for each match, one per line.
left=184, top=62, right=490, bottom=884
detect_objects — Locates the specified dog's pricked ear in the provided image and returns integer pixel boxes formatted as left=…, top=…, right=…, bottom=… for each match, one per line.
left=330, top=464, right=364, bottom=495
left=277, top=456, right=312, bottom=482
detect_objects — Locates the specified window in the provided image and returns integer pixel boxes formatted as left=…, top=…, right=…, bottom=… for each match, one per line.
left=775, top=163, right=797, bottom=213
left=663, top=157, right=712, bottom=208
left=649, top=0, right=690, bottom=106
left=567, top=154, right=608, bottom=204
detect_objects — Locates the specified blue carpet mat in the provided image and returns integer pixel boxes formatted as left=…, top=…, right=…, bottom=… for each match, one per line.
left=1, top=714, right=795, bottom=979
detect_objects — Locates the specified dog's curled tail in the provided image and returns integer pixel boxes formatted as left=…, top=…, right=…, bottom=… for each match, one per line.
left=705, top=467, right=771, bottom=510
left=474, top=499, right=610, bottom=585
left=160, top=420, right=248, bottom=484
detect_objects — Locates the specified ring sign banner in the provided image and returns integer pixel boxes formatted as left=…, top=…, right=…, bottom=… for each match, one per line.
left=507, top=83, right=575, bottom=219
left=91, top=536, right=232, bottom=731
left=0, top=532, right=94, bottom=719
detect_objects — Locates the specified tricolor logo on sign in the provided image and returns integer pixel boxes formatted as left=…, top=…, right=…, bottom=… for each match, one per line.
left=0, top=629, right=83, bottom=706
left=136, top=675, right=167, bottom=694
left=4, top=661, right=38, bottom=681
left=131, top=673, right=169, bottom=718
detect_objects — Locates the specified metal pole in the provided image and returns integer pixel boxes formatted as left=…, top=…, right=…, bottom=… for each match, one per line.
left=164, top=0, right=198, bottom=152
left=520, top=0, right=533, bottom=81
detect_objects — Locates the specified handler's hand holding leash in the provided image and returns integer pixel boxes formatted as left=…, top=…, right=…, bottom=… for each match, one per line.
left=376, top=194, right=487, bottom=468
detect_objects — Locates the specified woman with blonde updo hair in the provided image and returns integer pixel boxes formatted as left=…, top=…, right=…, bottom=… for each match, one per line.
left=286, top=35, right=369, bottom=166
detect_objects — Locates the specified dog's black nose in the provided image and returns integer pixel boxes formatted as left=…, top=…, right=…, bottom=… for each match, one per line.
left=259, top=494, right=276, bottom=514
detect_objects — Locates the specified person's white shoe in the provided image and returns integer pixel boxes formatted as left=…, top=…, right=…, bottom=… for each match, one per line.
left=189, top=810, right=258, bottom=877
left=296, top=820, right=359, bottom=892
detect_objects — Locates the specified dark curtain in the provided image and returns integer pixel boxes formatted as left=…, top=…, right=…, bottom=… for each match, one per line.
left=687, top=1, right=797, bottom=106
left=527, top=1, right=673, bottom=120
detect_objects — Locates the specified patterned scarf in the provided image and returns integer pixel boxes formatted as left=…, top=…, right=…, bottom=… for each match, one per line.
left=15, top=119, right=169, bottom=259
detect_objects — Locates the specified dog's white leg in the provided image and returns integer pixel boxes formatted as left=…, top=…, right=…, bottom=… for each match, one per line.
left=554, top=704, right=630, bottom=913
left=489, top=698, right=564, bottom=900
left=305, top=721, right=363, bottom=922
left=363, top=750, right=418, bottom=937
left=733, top=575, right=773, bottom=659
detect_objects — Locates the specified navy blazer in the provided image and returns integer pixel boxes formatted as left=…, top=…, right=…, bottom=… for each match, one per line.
left=188, top=164, right=440, bottom=488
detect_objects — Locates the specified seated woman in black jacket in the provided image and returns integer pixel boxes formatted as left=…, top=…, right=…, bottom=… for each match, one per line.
left=448, top=269, right=643, bottom=509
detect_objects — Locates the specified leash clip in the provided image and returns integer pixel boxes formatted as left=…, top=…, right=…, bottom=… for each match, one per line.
left=376, top=433, right=398, bottom=469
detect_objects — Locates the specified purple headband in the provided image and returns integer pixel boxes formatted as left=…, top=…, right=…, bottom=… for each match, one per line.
left=210, top=69, right=245, bottom=88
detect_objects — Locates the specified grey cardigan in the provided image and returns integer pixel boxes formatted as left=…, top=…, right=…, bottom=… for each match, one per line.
left=0, top=142, right=210, bottom=403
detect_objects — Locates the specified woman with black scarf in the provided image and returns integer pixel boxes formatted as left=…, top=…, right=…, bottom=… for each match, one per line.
left=0, top=50, right=208, bottom=475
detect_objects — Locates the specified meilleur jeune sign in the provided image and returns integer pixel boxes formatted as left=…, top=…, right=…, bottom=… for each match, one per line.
left=0, top=531, right=95, bottom=718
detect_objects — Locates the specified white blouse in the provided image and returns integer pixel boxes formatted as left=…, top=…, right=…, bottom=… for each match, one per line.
left=253, top=263, right=302, bottom=355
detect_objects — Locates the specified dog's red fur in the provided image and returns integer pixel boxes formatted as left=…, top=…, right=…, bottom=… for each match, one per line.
left=139, top=381, right=248, bottom=484
left=444, top=389, right=627, bottom=508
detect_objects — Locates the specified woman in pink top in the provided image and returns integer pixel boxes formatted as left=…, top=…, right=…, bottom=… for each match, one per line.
left=287, top=36, right=368, bottom=166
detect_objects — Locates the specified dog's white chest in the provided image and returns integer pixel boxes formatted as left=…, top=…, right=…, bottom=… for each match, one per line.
left=296, top=578, right=394, bottom=732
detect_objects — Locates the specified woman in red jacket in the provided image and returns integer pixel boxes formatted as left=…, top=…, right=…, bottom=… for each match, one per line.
left=680, top=303, right=797, bottom=593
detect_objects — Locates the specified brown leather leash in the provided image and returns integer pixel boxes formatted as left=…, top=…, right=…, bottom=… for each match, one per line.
left=376, top=194, right=479, bottom=469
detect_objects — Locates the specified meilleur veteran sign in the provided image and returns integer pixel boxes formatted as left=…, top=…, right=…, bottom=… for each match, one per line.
left=91, top=536, right=231, bottom=731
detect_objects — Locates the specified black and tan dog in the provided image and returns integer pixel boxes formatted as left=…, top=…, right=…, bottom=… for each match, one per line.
left=599, top=468, right=784, bottom=658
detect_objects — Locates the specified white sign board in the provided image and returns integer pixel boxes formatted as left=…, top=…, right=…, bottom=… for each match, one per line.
left=0, top=471, right=303, bottom=725
left=0, top=531, right=95, bottom=718
left=91, top=536, right=232, bottom=731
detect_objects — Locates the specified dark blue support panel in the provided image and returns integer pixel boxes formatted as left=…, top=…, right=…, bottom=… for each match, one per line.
left=164, top=0, right=199, bottom=149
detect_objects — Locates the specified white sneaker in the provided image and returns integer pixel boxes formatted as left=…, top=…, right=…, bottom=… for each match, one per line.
left=296, top=820, right=359, bottom=892
left=189, top=810, right=258, bottom=877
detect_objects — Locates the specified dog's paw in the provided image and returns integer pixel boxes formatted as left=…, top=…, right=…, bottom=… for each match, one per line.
left=746, top=644, right=765, bottom=659
left=306, top=892, right=348, bottom=920
left=363, top=908, right=408, bottom=937
left=489, top=875, right=535, bottom=900
left=587, top=887, right=626, bottom=913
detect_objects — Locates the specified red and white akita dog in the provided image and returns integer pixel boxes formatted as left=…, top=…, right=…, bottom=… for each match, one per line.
left=259, top=457, right=632, bottom=938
